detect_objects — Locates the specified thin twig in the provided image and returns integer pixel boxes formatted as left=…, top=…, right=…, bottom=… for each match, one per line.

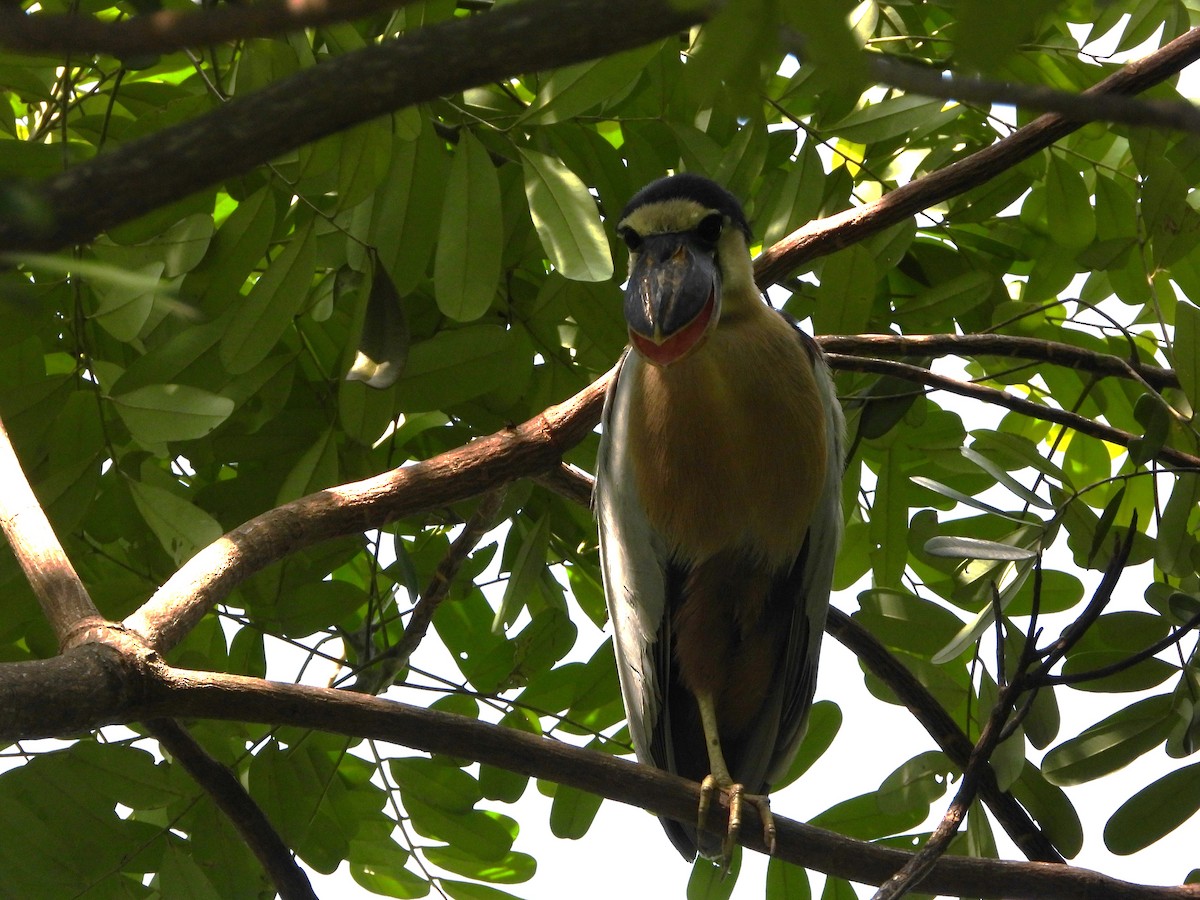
left=818, top=333, right=1177, bottom=392
left=1031, top=521, right=1138, bottom=680
left=350, top=487, right=507, bottom=693
left=145, top=718, right=317, bottom=900
left=826, top=608, right=1064, bottom=864
left=1036, top=607, right=1200, bottom=688
left=860, top=46, right=1200, bottom=135
left=826, top=354, right=1200, bottom=470
left=872, top=674, right=1024, bottom=900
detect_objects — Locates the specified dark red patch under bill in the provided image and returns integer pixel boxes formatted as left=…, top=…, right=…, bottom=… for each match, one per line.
left=629, top=291, right=715, bottom=366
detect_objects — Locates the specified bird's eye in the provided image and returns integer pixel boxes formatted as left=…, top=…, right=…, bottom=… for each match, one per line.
left=696, top=213, right=723, bottom=244
left=620, top=227, right=643, bottom=252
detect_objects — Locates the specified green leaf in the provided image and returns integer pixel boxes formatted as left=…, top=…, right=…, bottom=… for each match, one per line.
left=816, top=245, right=875, bottom=335
left=220, top=219, right=317, bottom=374
left=820, top=877, right=858, bottom=900
left=766, top=857, right=811, bottom=900
left=129, top=480, right=224, bottom=563
left=348, top=838, right=429, bottom=899
left=924, top=535, right=1036, bottom=561
left=829, top=95, right=953, bottom=144
left=398, top=325, right=529, bottom=412
left=548, top=784, right=603, bottom=839
left=422, top=846, right=535, bottom=884
left=441, top=881, right=523, bottom=900
left=1060, top=650, right=1176, bottom=693
left=89, top=260, right=165, bottom=341
left=67, top=742, right=177, bottom=811
left=159, top=844, right=224, bottom=899
left=519, top=149, right=612, bottom=283
left=1128, top=394, right=1170, bottom=466
left=809, top=791, right=928, bottom=840
left=774, top=700, right=842, bottom=789
left=1043, top=694, right=1175, bottom=786
left=276, top=428, right=339, bottom=504
left=434, top=132, right=502, bottom=321
left=371, top=124, right=447, bottom=295
left=877, top=751, right=951, bottom=816
left=687, top=851, right=740, bottom=900
left=854, top=589, right=965, bottom=658
left=1173, top=302, right=1200, bottom=406
left=404, top=799, right=516, bottom=863
left=336, top=118, right=392, bottom=210
left=523, top=42, right=661, bottom=124
left=111, top=382, right=234, bottom=446
left=761, top=142, right=826, bottom=246
left=1012, top=764, right=1082, bottom=857
left=390, top=758, right=482, bottom=814
left=1105, top=762, right=1200, bottom=854
left=188, top=187, right=276, bottom=315
left=1045, top=154, right=1096, bottom=248
left=1156, top=473, right=1200, bottom=577
left=960, top=446, right=1053, bottom=509
left=493, top=514, right=552, bottom=632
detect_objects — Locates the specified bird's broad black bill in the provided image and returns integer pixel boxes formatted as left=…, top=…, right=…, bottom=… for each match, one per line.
left=624, top=232, right=720, bottom=367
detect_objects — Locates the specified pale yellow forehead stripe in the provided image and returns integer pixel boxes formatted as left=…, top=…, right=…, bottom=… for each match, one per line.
left=618, top=198, right=714, bottom=235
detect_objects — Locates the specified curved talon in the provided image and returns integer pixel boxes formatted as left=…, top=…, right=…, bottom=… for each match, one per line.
left=723, top=783, right=743, bottom=862
left=698, top=774, right=719, bottom=836
left=745, top=791, right=776, bottom=855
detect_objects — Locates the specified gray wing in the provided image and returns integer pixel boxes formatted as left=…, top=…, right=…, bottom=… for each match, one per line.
left=595, top=350, right=671, bottom=770
left=764, top=322, right=845, bottom=785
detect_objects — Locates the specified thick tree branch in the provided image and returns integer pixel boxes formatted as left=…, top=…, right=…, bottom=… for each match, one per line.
left=827, top=354, right=1200, bottom=470
left=123, top=374, right=609, bottom=654
left=0, top=416, right=101, bottom=648
left=145, top=718, right=316, bottom=900
left=755, top=28, right=1200, bottom=286
left=0, top=0, right=414, bottom=55
left=0, top=0, right=714, bottom=254
left=6, top=648, right=1194, bottom=900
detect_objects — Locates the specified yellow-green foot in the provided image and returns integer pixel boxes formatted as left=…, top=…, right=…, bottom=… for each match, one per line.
left=698, top=775, right=776, bottom=865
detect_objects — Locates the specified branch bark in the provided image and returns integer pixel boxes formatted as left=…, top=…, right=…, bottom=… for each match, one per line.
left=754, top=27, right=1200, bottom=286
left=0, top=0, right=715, bottom=253
left=145, top=718, right=317, bottom=900
left=826, top=609, right=1063, bottom=865
left=0, top=417, right=101, bottom=648
left=0, top=0, right=416, bottom=55
left=4, top=645, right=1197, bottom=900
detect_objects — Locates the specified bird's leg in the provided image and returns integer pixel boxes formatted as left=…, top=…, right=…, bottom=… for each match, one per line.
left=695, top=691, right=777, bottom=862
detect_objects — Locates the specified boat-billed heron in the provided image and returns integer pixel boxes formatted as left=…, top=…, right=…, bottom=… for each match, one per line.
left=595, top=173, right=844, bottom=861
